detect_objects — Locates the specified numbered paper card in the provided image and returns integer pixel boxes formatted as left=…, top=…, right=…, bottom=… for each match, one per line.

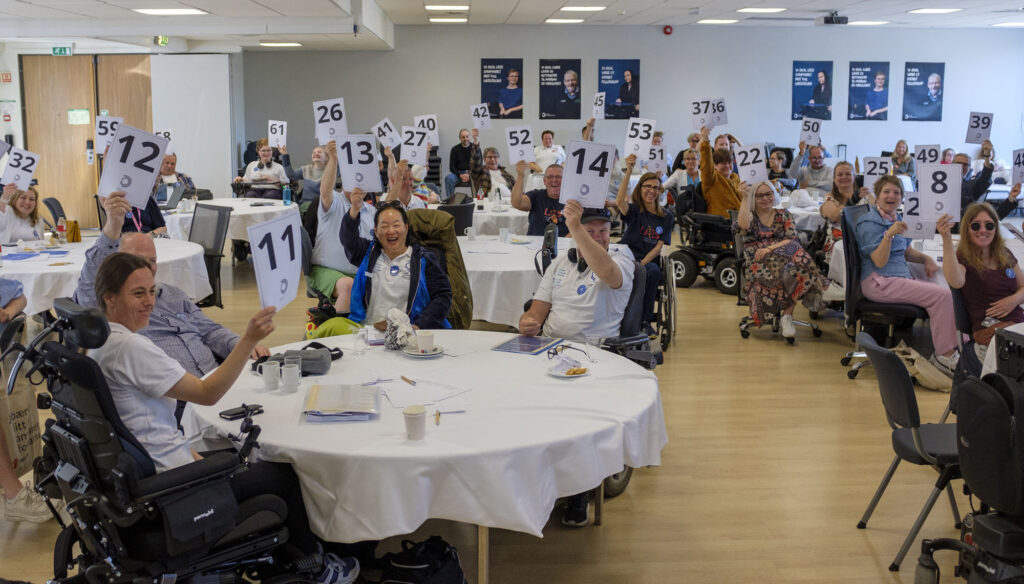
left=647, top=146, right=668, bottom=175
left=247, top=213, right=303, bottom=311
left=733, top=143, right=768, bottom=184
left=862, top=157, right=892, bottom=191
left=413, top=114, right=439, bottom=149
left=560, top=140, right=616, bottom=208
left=918, top=163, right=962, bottom=222
left=691, top=98, right=727, bottom=131
left=0, top=147, right=40, bottom=191
left=469, top=103, right=491, bottom=130
left=799, top=118, right=822, bottom=146
left=1013, top=148, right=1024, bottom=187
left=400, top=126, right=429, bottom=166
left=97, top=125, right=169, bottom=209
left=336, top=135, right=383, bottom=193
left=372, top=118, right=401, bottom=150
left=505, top=125, right=535, bottom=164
left=95, top=116, right=123, bottom=153
left=268, top=121, right=287, bottom=148
left=901, top=192, right=936, bottom=240
left=915, top=144, right=941, bottom=165
left=313, top=98, right=348, bottom=146
left=623, top=117, right=656, bottom=160
left=965, top=112, right=993, bottom=145
left=593, top=92, right=606, bottom=120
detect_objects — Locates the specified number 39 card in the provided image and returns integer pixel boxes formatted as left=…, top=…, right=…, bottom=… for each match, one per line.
left=247, top=213, right=303, bottom=311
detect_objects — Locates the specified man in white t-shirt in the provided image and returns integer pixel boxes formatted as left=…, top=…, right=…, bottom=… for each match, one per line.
left=517, top=200, right=635, bottom=529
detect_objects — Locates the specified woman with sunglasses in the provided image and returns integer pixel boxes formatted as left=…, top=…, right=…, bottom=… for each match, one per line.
left=938, top=203, right=1024, bottom=360
left=735, top=181, right=829, bottom=339
left=340, top=184, right=452, bottom=330
left=857, top=175, right=959, bottom=372
left=617, top=155, right=674, bottom=330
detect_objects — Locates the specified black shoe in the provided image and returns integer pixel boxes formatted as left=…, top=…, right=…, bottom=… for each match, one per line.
left=561, top=493, right=589, bottom=527
left=642, top=323, right=657, bottom=339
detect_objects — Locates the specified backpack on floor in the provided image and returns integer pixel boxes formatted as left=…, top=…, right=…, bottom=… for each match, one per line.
left=379, top=536, right=467, bottom=584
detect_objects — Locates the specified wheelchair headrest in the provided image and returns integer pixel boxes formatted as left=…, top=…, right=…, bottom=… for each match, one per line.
left=53, top=298, right=110, bottom=349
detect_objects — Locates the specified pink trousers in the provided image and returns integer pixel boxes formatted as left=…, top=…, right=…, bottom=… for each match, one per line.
left=861, top=272, right=958, bottom=355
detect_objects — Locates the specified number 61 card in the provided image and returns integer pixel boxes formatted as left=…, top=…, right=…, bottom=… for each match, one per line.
left=97, top=124, right=170, bottom=209
left=248, top=213, right=303, bottom=311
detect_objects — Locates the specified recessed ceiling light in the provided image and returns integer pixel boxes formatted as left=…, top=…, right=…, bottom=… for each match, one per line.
left=993, top=21, right=1024, bottom=26
left=908, top=8, right=962, bottom=14
left=546, top=18, right=585, bottom=23
left=429, top=17, right=468, bottom=22
left=425, top=5, right=469, bottom=10
left=259, top=42, right=302, bottom=47
left=560, top=5, right=606, bottom=11
left=132, top=8, right=207, bottom=15
left=697, top=19, right=739, bottom=24
left=849, top=20, right=889, bottom=25
left=737, top=7, right=785, bottom=13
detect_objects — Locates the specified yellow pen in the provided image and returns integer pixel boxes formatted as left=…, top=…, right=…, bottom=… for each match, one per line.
left=401, top=375, right=417, bottom=386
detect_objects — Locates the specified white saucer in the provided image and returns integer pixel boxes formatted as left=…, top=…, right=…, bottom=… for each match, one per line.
left=547, top=365, right=589, bottom=379
left=402, top=346, right=444, bottom=358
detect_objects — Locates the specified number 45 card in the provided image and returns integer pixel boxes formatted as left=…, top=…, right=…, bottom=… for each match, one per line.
left=248, top=212, right=303, bottom=311
left=98, top=124, right=170, bottom=209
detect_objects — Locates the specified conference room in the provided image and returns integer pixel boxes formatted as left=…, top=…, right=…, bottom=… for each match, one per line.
left=2, top=1, right=1024, bottom=582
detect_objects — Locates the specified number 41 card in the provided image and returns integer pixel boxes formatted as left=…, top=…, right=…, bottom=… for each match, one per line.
left=248, top=212, right=303, bottom=311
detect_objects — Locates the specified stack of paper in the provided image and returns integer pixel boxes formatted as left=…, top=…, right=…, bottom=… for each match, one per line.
left=303, top=383, right=381, bottom=423
left=380, top=379, right=470, bottom=408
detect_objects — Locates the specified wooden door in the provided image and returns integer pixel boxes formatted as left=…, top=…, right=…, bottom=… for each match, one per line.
left=97, top=55, right=152, bottom=133
left=21, top=55, right=98, bottom=228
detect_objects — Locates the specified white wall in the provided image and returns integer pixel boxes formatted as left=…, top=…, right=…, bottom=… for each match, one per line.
left=242, top=25, right=1024, bottom=176
left=0, top=44, right=24, bottom=150
left=151, top=53, right=236, bottom=198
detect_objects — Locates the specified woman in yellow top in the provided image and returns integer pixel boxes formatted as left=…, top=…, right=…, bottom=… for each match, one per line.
left=697, top=126, right=743, bottom=217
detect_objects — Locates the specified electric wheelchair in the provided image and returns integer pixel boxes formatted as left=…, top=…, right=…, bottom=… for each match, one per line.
left=668, top=184, right=739, bottom=296
left=6, top=298, right=319, bottom=584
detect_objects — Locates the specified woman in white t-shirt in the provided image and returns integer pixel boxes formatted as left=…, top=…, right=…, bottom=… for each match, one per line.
left=0, top=183, right=46, bottom=244
left=89, top=252, right=359, bottom=583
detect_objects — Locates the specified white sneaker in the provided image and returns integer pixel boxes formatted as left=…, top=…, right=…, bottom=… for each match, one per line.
left=934, top=351, right=960, bottom=374
left=3, top=481, right=53, bottom=523
left=780, top=315, right=796, bottom=338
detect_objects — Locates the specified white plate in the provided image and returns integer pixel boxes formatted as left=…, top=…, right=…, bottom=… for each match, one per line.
left=402, top=345, right=445, bottom=359
left=509, top=238, right=530, bottom=245
left=547, top=365, right=589, bottom=379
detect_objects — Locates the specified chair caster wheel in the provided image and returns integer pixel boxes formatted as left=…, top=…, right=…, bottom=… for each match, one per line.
left=954, top=521, right=962, bottom=530
left=888, top=562, right=899, bottom=572
left=740, top=330, right=750, bottom=338
left=848, top=369, right=859, bottom=380
left=856, top=521, right=866, bottom=529
left=840, top=356, right=852, bottom=366
left=813, top=328, right=823, bottom=338
left=809, top=311, right=820, bottom=320
left=786, top=337, right=795, bottom=345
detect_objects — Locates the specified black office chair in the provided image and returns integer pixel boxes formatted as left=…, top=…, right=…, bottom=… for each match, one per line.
left=8, top=299, right=307, bottom=584
left=426, top=145, right=441, bottom=186
left=436, top=202, right=474, bottom=237
left=855, top=332, right=962, bottom=572
left=449, top=188, right=472, bottom=206
left=42, top=197, right=66, bottom=227
left=839, top=205, right=929, bottom=378
left=93, top=194, right=107, bottom=229
left=193, top=188, right=214, bottom=201
left=189, top=204, right=232, bottom=309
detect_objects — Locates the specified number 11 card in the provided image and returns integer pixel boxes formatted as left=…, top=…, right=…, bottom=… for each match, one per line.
left=248, top=213, right=303, bottom=311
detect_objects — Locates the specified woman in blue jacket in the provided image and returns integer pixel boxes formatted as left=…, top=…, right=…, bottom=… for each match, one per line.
left=340, top=196, right=452, bottom=329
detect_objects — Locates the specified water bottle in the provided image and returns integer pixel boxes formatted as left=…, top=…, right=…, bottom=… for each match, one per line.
left=282, top=184, right=292, bottom=206
left=57, top=218, right=67, bottom=244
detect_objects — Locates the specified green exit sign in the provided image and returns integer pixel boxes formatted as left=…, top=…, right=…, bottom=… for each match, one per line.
left=52, top=45, right=73, bottom=56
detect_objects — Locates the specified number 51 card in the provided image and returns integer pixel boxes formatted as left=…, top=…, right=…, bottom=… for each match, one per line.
left=248, top=213, right=303, bottom=311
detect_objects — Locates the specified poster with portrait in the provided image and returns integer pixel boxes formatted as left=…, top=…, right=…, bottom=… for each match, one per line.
left=848, top=62, right=890, bottom=121
left=598, top=59, right=640, bottom=120
left=539, top=59, right=582, bottom=120
left=902, top=62, right=945, bottom=122
left=481, top=58, right=524, bottom=120
left=791, top=61, right=833, bottom=120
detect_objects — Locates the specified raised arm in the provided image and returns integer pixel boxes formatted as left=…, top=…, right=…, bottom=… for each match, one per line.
left=511, top=160, right=532, bottom=211
left=564, top=200, right=622, bottom=289
left=321, top=140, right=338, bottom=212
left=615, top=154, right=636, bottom=215
left=937, top=214, right=966, bottom=288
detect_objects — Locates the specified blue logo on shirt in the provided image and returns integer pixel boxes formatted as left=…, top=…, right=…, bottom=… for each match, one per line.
left=576, top=284, right=587, bottom=295
left=655, top=226, right=663, bottom=235
left=390, top=265, right=400, bottom=276
left=1008, top=268, right=1016, bottom=279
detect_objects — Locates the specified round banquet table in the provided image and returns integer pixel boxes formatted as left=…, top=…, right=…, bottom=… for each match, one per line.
left=163, top=198, right=300, bottom=242
left=186, top=330, right=667, bottom=545
left=779, top=197, right=826, bottom=232
left=0, top=237, right=211, bottom=316
left=430, top=202, right=529, bottom=236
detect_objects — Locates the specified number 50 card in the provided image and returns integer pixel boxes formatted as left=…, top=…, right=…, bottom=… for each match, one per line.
left=248, top=213, right=303, bottom=310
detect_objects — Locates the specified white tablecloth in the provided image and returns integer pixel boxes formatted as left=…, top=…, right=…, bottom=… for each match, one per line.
left=779, top=197, right=825, bottom=232
left=186, top=330, right=667, bottom=542
left=472, top=204, right=529, bottom=236
left=0, top=238, right=211, bottom=315
left=163, top=198, right=301, bottom=242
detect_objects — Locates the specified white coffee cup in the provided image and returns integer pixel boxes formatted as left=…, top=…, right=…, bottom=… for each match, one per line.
left=280, top=363, right=301, bottom=393
left=416, top=330, right=435, bottom=353
left=258, top=361, right=280, bottom=391
left=465, top=226, right=477, bottom=241
left=403, top=404, right=427, bottom=440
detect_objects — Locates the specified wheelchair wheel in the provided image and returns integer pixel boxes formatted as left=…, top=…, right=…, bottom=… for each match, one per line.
left=714, top=257, right=739, bottom=295
left=670, top=251, right=698, bottom=288
left=603, top=466, right=633, bottom=498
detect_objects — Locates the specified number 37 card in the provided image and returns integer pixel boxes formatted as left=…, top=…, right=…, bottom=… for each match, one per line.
left=248, top=213, right=303, bottom=311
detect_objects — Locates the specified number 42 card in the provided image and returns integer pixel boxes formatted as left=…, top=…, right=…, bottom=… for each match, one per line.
left=248, top=212, right=303, bottom=311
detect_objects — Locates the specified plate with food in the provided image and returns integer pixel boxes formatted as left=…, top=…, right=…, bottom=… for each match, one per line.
left=547, top=364, right=589, bottom=379
left=402, top=346, right=445, bottom=359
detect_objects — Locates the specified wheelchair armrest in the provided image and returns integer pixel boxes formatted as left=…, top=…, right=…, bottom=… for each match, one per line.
left=133, top=451, right=241, bottom=500
left=602, top=333, right=650, bottom=349
left=689, top=212, right=732, bottom=227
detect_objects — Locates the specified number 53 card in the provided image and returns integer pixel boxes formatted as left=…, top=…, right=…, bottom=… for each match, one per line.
left=248, top=213, right=303, bottom=311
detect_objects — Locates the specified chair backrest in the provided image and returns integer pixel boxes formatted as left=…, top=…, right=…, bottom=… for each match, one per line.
left=692, top=183, right=707, bottom=214
left=43, top=197, right=66, bottom=226
left=436, top=202, right=474, bottom=236
left=93, top=194, right=107, bottom=229
left=949, top=286, right=973, bottom=338
left=857, top=332, right=921, bottom=430
left=840, top=204, right=872, bottom=313
left=618, top=260, right=646, bottom=337
left=188, top=204, right=232, bottom=256
left=407, top=208, right=473, bottom=329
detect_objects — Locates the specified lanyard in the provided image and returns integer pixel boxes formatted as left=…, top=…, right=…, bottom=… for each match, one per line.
left=130, top=207, right=143, bottom=232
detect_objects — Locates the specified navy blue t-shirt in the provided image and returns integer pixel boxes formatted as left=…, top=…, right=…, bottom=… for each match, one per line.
left=526, top=189, right=568, bottom=236
left=619, top=204, right=673, bottom=261
left=121, top=196, right=167, bottom=234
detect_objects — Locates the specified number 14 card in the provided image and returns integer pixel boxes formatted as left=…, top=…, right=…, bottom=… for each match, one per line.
left=248, top=212, right=303, bottom=311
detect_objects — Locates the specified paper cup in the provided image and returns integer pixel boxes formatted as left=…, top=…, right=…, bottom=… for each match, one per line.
left=258, top=361, right=280, bottom=391
left=403, top=405, right=427, bottom=440
left=280, top=363, right=300, bottom=393
left=416, top=330, right=435, bottom=353
left=499, top=227, right=510, bottom=243
left=465, top=226, right=477, bottom=241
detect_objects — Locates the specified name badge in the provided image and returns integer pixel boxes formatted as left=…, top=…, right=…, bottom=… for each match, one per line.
left=390, top=265, right=400, bottom=276
left=576, top=284, right=588, bottom=295
left=1007, top=268, right=1015, bottom=279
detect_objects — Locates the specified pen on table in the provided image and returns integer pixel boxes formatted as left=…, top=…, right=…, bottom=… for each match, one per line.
left=434, top=408, right=466, bottom=425
left=401, top=375, right=417, bottom=386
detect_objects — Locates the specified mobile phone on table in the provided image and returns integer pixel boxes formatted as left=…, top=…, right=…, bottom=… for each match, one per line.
left=219, top=404, right=263, bottom=421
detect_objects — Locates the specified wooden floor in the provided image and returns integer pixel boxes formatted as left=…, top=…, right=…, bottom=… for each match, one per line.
left=0, top=257, right=970, bottom=583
